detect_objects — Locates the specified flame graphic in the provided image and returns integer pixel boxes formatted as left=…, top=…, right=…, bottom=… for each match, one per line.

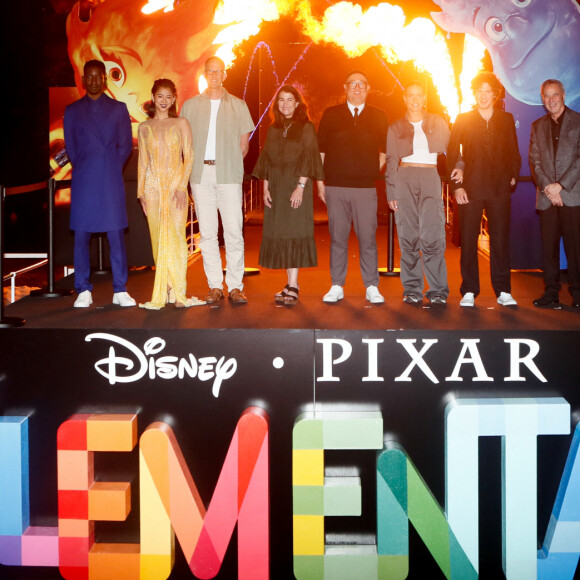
left=296, top=1, right=460, bottom=120
left=143, top=0, right=291, bottom=93
left=459, top=34, right=486, bottom=113
left=143, top=0, right=480, bottom=121
left=212, top=0, right=288, bottom=64
left=67, top=0, right=487, bottom=136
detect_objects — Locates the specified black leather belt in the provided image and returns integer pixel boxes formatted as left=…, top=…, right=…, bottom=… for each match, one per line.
left=204, top=160, right=216, bottom=165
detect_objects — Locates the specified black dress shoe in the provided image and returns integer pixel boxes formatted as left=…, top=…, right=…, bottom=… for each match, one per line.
left=572, top=300, right=580, bottom=308
left=533, top=294, right=559, bottom=307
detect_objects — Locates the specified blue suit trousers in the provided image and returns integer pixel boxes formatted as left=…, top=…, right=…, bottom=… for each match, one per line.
left=74, top=230, right=128, bottom=294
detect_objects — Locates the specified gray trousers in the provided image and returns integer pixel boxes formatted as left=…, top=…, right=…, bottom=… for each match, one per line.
left=326, top=186, right=379, bottom=287
left=393, top=167, right=448, bottom=299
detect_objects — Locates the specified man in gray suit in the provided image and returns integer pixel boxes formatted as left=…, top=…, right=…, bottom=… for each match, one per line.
left=530, top=79, right=580, bottom=308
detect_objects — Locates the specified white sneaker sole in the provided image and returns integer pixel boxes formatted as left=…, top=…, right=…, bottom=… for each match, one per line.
left=112, top=296, right=136, bottom=307
left=323, top=296, right=343, bottom=303
left=74, top=294, right=92, bottom=308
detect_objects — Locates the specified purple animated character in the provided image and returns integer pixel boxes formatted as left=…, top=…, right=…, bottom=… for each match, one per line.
left=431, top=0, right=580, bottom=110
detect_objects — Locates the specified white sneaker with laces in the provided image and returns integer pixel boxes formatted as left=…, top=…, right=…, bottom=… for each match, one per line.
left=497, top=292, right=517, bottom=306
left=366, top=285, right=384, bottom=304
left=74, top=290, right=93, bottom=308
left=460, top=292, right=475, bottom=307
left=323, top=285, right=344, bottom=303
left=113, top=292, right=137, bottom=307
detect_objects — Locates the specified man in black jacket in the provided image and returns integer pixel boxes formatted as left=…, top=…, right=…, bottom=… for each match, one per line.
left=447, top=72, right=521, bottom=307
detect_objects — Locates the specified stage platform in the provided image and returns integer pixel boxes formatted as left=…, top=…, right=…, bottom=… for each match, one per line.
left=4, top=222, right=580, bottom=331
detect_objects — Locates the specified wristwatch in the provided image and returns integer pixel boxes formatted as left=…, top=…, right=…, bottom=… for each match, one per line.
left=297, top=182, right=306, bottom=189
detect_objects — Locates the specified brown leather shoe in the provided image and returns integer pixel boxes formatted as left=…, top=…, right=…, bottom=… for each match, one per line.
left=228, top=288, right=248, bottom=304
left=205, top=288, right=224, bottom=303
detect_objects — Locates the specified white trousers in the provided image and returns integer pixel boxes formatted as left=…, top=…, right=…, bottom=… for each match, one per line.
left=192, top=165, right=244, bottom=291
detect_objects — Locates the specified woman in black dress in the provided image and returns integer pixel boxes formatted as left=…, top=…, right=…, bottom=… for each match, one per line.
left=253, top=85, right=324, bottom=305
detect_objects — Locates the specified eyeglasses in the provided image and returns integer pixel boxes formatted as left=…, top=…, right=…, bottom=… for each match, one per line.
left=346, top=81, right=367, bottom=89
left=206, top=69, right=225, bottom=76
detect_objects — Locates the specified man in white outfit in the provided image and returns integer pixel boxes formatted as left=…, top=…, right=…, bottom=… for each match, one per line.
left=181, top=57, right=255, bottom=304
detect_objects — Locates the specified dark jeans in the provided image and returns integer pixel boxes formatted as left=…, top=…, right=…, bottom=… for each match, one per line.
left=459, top=196, right=511, bottom=298
left=539, top=204, right=580, bottom=301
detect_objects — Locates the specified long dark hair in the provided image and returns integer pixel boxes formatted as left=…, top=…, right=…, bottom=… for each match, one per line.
left=271, top=85, right=310, bottom=127
left=147, top=78, right=178, bottom=119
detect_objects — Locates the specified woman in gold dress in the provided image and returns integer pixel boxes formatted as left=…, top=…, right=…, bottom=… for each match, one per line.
left=137, top=78, right=204, bottom=309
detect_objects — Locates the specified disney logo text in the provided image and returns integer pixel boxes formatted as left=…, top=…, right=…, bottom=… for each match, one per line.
left=85, top=333, right=237, bottom=397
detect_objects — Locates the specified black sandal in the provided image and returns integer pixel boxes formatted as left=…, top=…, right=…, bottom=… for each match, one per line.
left=275, top=285, right=290, bottom=305
left=284, top=287, right=299, bottom=306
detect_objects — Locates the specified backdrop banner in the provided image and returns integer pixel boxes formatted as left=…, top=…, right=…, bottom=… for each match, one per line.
left=1, top=328, right=579, bottom=579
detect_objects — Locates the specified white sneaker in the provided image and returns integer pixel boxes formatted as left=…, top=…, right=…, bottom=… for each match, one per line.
left=497, top=292, right=517, bottom=306
left=323, top=285, right=344, bottom=303
left=112, top=292, right=137, bottom=307
left=74, top=290, right=93, bottom=308
left=366, top=285, right=385, bottom=304
left=460, top=292, right=475, bottom=307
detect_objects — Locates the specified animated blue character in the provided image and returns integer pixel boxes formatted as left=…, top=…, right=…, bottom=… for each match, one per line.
left=431, top=0, right=580, bottom=110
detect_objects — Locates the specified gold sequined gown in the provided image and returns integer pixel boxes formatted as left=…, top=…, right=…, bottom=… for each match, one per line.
left=137, top=117, right=197, bottom=309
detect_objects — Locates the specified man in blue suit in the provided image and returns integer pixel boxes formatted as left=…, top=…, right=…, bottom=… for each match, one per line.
left=64, top=59, right=136, bottom=308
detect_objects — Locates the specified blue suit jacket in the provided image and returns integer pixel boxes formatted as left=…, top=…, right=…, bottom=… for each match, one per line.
left=64, top=94, right=133, bottom=232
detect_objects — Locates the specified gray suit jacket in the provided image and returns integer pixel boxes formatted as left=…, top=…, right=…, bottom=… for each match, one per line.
left=529, top=107, right=580, bottom=210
